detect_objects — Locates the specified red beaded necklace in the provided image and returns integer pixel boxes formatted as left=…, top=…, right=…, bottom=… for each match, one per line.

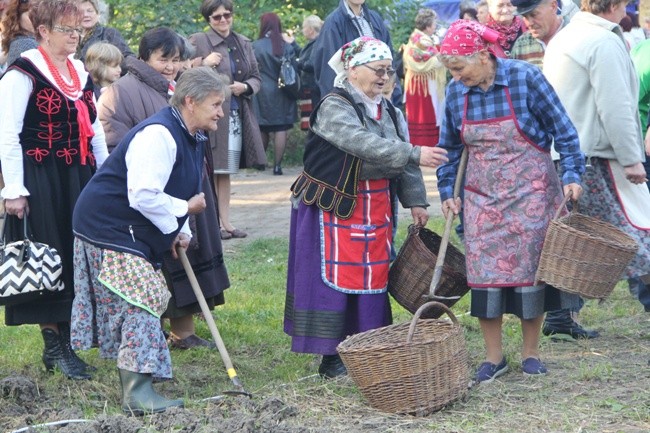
left=38, top=46, right=81, bottom=98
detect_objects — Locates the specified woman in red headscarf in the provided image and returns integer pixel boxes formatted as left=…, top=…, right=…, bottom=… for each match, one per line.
left=436, top=20, right=584, bottom=383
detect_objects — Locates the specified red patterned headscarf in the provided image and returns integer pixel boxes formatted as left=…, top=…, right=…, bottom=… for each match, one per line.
left=439, top=19, right=507, bottom=58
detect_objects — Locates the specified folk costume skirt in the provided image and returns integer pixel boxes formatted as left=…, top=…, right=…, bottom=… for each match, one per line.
left=579, top=158, right=650, bottom=279
left=214, top=110, right=243, bottom=175
left=283, top=201, right=392, bottom=355
left=71, top=238, right=172, bottom=379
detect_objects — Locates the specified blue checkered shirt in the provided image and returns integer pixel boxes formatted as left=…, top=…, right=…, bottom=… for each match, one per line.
left=436, top=58, right=584, bottom=201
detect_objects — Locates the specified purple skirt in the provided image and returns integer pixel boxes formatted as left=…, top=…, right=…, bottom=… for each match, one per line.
left=284, top=201, right=392, bottom=355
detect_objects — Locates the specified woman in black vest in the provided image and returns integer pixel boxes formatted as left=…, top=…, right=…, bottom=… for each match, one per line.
left=71, top=67, right=226, bottom=415
left=284, top=37, right=447, bottom=379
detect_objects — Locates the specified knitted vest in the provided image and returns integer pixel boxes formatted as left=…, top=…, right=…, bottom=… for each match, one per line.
left=73, top=107, right=203, bottom=267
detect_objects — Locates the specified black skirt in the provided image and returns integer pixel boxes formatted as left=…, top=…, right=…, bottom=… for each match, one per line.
left=161, top=169, right=229, bottom=318
left=4, top=158, right=94, bottom=325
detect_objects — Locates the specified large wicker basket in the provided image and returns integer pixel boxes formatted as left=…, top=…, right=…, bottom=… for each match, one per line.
left=337, top=302, right=469, bottom=416
left=535, top=195, right=638, bottom=300
left=388, top=225, right=469, bottom=319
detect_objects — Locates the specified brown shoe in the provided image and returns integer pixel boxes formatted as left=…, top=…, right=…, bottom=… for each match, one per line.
left=226, top=228, right=248, bottom=238
left=167, top=334, right=216, bottom=350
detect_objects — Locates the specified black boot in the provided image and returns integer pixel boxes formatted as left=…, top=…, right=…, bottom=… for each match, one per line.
left=318, top=354, right=347, bottom=379
left=543, top=310, right=600, bottom=339
left=119, top=369, right=184, bottom=415
left=41, top=329, right=91, bottom=380
left=273, top=164, right=283, bottom=175
left=58, top=322, right=96, bottom=372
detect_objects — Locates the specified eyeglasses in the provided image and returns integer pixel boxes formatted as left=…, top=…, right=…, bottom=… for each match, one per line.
left=210, top=12, right=233, bottom=22
left=362, top=64, right=396, bottom=78
left=52, top=25, right=83, bottom=36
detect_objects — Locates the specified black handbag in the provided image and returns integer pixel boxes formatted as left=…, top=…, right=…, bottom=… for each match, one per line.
left=0, top=215, right=64, bottom=305
left=278, top=46, right=300, bottom=100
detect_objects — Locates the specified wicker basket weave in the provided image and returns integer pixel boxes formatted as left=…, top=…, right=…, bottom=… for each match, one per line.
left=337, top=302, right=469, bottom=416
left=535, top=195, right=638, bottom=300
left=388, top=225, right=469, bottom=319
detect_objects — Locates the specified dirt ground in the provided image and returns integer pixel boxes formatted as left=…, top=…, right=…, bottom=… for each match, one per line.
left=227, top=166, right=443, bottom=244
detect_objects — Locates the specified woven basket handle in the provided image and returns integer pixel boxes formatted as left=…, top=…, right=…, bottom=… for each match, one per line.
left=552, top=190, right=574, bottom=221
left=406, top=301, right=459, bottom=343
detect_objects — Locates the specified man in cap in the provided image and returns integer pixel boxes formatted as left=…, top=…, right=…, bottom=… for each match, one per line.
left=510, top=0, right=601, bottom=340
left=510, top=0, right=575, bottom=67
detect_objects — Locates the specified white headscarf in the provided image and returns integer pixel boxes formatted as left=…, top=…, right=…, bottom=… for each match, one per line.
left=327, top=36, right=393, bottom=88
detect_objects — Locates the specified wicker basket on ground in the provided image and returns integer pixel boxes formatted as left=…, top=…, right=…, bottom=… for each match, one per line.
left=337, top=302, right=469, bottom=416
left=535, top=194, right=638, bottom=300
left=388, top=225, right=469, bottom=318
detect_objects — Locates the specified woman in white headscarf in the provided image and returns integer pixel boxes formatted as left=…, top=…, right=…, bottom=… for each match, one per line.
left=283, top=36, right=448, bottom=379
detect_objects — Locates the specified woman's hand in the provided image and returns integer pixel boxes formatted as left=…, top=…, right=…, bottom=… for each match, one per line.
left=171, top=232, right=191, bottom=259
left=410, top=206, right=429, bottom=227
left=624, top=162, right=648, bottom=185
left=282, top=31, right=295, bottom=44
left=563, top=183, right=583, bottom=201
left=202, top=52, right=223, bottom=68
left=230, top=81, right=248, bottom=97
left=419, top=146, right=448, bottom=168
left=5, top=196, right=29, bottom=219
left=187, top=192, right=206, bottom=215
left=441, top=197, right=461, bottom=219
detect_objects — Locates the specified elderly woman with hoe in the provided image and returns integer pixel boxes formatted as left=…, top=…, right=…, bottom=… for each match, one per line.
left=436, top=20, right=585, bottom=383
left=284, top=37, right=448, bottom=379
left=70, top=67, right=226, bottom=415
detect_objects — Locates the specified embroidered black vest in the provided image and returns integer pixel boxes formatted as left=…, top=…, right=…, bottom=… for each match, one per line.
left=9, top=58, right=97, bottom=167
left=290, top=88, right=400, bottom=220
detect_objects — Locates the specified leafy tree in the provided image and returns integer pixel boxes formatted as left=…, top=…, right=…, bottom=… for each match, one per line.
left=105, top=0, right=423, bottom=51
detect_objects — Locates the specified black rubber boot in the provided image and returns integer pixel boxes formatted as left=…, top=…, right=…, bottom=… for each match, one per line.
left=119, top=369, right=184, bottom=415
left=41, top=329, right=91, bottom=380
left=318, top=354, right=347, bottom=379
left=57, top=322, right=96, bottom=372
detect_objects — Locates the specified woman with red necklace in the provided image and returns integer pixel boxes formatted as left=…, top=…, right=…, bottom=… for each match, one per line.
left=0, top=0, right=108, bottom=380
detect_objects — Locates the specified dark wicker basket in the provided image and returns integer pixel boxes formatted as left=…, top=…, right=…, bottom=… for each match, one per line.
left=535, top=200, right=638, bottom=299
left=388, top=225, right=469, bottom=318
left=337, top=302, right=469, bottom=416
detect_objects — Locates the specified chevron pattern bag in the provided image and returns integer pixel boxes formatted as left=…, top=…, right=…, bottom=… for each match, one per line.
left=0, top=216, right=64, bottom=305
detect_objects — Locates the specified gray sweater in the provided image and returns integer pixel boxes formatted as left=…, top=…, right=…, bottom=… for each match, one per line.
left=312, top=81, right=428, bottom=208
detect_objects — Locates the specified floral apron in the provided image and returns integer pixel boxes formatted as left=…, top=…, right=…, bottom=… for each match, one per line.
left=461, top=88, right=563, bottom=288
left=319, top=179, right=392, bottom=294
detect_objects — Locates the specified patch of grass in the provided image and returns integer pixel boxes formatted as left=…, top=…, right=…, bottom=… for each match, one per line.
left=1, top=217, right=650, bottom=432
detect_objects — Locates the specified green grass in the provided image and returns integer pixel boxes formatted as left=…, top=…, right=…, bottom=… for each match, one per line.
left=1, top=217, right=650, bottom=432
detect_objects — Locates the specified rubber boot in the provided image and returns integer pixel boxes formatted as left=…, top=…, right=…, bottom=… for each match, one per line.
left=57, top=322, right=96, bottom=372
left=41, top=329, right=91, bottom=380
left=119, top=368, right=184, bottom=415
